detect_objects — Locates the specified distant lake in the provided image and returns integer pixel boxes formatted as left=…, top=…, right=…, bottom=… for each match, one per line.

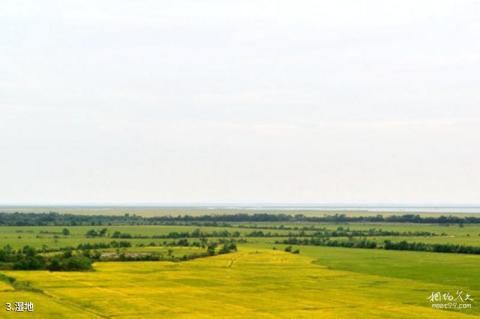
left=220, top=206, right=480, bottom=213
left=2, top=205, right=480, bottom=215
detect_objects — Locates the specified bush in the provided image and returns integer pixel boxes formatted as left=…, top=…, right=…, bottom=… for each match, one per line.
left=47, top=256, right=92, bottom=272
left=218, top=242, right=237, bottom=254
left=13, top=255, right=46, bottom=270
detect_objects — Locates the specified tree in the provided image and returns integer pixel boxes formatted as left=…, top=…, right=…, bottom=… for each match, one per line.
left=99, top=228, right=108, bottom=237
left=47, top=256, right=92, bottom=271
left=207, top=243, right=217, bottom=256
left=86, top=229, right=98, bottom=237
left=218, top=242, right=237, bottom=254
left=62, top=228, right=70, bottom=236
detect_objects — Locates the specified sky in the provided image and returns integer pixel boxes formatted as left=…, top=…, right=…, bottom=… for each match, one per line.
left=1, top=0, right=479, bottom=205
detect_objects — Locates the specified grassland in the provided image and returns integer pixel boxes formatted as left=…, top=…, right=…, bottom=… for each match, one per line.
left=1, top=214, right=480, bottom=318
left=3, top=222, right=480, bottom=249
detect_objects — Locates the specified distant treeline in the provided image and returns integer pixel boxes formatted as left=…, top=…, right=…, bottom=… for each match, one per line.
left=278, top=237, right=378, bottom=249
left=310, top=228, right=438, bottom=237
left=277, top=237, right=480, bottom=255
left=152, top=228, right=438, bottom=238
left=0, top=212, right=479, bottom=226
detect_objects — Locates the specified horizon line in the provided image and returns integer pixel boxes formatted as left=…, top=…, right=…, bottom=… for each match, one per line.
left=1, top=203, right=480, bottom=208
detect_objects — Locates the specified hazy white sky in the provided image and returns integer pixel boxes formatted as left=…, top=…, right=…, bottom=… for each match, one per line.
left=1, top=0, right=479, bottom=204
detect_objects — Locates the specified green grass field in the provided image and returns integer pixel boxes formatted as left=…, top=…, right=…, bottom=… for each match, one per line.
left=2, top=222, right=480, bottom=249
left=1, top=220, right=479, bottom=318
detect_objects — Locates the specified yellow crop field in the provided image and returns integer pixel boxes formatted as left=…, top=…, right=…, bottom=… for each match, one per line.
left=0, top=248, right=476, bottom=319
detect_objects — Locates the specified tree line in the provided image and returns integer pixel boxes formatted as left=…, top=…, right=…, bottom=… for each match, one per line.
left=0, top=245, right=92, bottom=271
left=383, top=240, right=480, bottom=254
left=277, top=237, right=480, bottom=255
left=278, top=237, right=378, bottom=249
left=80, top=227, right=438, bottom=239
left=1, top=212, right=479, bottom=226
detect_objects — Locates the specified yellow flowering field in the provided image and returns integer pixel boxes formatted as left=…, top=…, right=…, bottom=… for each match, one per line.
left=0, top=247, right=477, bottom=318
